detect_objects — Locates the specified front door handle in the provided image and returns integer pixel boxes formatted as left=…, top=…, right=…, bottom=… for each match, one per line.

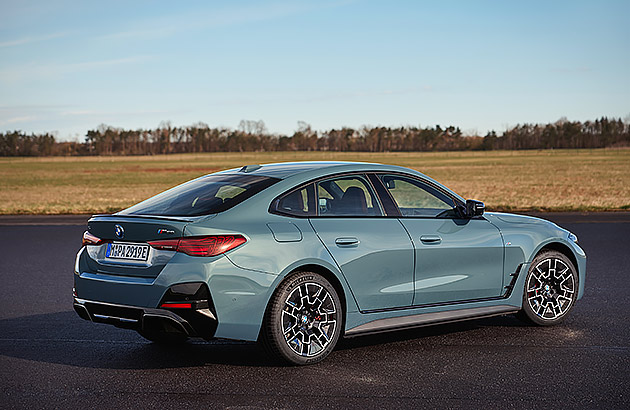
left=335, top=237, right=360, bottom=247
left=420, top=235, right=442, bottom=244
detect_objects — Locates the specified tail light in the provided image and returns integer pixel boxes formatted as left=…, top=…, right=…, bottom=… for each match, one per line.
left=82, top=231, right=104, bottom=247
left=149, top=235, right=246, bottom=257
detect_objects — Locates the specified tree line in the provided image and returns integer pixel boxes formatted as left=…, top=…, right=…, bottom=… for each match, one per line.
left=1, top=117, right=628, bottom=157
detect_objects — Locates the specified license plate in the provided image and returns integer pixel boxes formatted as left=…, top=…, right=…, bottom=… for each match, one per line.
left=106, top=242, right=149, bottom=261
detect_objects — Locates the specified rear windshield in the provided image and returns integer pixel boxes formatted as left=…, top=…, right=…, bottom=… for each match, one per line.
left=118, top=173, right=279, bottom=217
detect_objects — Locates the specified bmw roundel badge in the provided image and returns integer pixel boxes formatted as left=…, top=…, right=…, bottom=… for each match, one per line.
left=114, top=224, right=124, bottom=239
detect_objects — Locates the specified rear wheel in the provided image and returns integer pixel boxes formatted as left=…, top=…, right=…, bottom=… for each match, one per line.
left=260, top=271, right=342, bottom=365
left=518, top=250, right=578, bottom=326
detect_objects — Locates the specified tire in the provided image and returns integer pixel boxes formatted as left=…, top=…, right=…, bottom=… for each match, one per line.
left=137, top=329, right=188, bottom=344
left=260, top=271, right=342, bottom=365
left=518, top=250, right=578, bottom=326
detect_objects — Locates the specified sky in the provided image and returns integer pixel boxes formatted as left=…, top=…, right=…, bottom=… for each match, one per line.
left=1, top=0, right=628, bottom=141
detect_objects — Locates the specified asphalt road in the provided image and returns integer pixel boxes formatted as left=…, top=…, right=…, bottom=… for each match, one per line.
left=1, top=213, right=629, bottom=409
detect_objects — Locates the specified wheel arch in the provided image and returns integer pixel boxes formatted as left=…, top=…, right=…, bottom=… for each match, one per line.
left=535, top=241, right=579, bottom=275
left=292, top=264, right=348, bottom=327
left=518, top=240, right=581, bottom=325
left=259, top=260, right=356, bottom=340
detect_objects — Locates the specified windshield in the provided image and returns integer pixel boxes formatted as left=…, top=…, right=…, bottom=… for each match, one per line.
left=118, top=173, right=279, bottom=217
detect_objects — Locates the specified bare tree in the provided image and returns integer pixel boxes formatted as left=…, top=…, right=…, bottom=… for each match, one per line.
left=238, top=119, right=267, bottom=135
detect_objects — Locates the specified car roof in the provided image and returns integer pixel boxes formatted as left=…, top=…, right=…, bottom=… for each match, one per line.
left=215, top=161, right=466, bottom=204
left=220, top=161, right=416, bottom=179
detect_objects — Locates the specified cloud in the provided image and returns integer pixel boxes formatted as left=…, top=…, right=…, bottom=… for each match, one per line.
left=0, top=104, right=67, bottom=111
left=97, top=0, right=355, bottom=41
left=59, top=108, right=183, bottom=118
left=0, top=32, right=69, bottom=48
left=0, top=55, right=154, bottom=83
left=97, top=27, right=177, bottom=41
left=60, top=110, right=99, bottom=116
left=0, top=116, right=37, bottom=126
left=55, top=56, right=153, bottom=72
left=0, top=105, right=190, bottom=136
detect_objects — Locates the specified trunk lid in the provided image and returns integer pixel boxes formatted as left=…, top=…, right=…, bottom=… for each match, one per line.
left=88, top=214, right=195, bottom=241
left=83, top=214, right=209, bottom=278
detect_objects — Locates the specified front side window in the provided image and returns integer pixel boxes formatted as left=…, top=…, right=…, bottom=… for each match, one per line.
left=317, top=176, right=382, bottom=217
left=379, top=174, right=455, bottom=217
left=119, top=174, right=279, bottom=217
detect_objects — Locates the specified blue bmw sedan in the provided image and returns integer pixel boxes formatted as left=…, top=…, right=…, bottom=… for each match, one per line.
left=73, top=162, right=586, bottom=365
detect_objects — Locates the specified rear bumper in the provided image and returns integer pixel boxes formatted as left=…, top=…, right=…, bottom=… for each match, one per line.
left=74, top=247, right=281, bottom=341
left=73, top=297, right=217, bottom=339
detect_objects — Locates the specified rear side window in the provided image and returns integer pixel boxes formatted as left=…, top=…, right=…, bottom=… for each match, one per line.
left=272, top=184, right=316, bottom=217
left=119, top=174, right=279, bottom=217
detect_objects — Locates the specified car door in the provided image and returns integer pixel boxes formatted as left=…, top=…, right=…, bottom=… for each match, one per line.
left=309, top=174, right=415, bottom=311
left=376, top=174, right=504, bottom=306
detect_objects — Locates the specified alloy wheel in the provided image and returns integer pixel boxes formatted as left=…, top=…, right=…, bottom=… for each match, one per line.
left=281, top=282, right=338, bottom=357
left=526, top=257, right=576, bottom=320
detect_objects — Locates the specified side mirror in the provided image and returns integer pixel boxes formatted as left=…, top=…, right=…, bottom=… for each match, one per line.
left=319, top=198, right=330, bottom=214
left=383, top=177, right=396, bottom=189
left=465, top=199, right=485, bottom=217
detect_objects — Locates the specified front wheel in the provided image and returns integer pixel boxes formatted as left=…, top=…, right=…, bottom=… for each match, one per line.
left=518, top=250, right=578, bottom=326
left=260, top=271, right=342, bottom=365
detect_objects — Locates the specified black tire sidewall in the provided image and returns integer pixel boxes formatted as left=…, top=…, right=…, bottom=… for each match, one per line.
left=263, top=271, right=343, bottom=365
left=521, top=250, right=578, bottom=326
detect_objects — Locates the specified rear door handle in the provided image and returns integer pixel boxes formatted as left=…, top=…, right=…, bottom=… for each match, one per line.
left=335, top=237, right=360, bottom=247
left=420, top=235, right=442, bottom=244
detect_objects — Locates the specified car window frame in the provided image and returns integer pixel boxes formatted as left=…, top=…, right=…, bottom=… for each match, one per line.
left=270, top=172, right=393, bottom=219
left=370, top=172, right=466, bottom=219
left=367, top=173, right=401, bottom=216
left=315, top=174, right=384, bottom=218
left=269, top=170, right=468, bottom=219
left=269, top=183, right=317, bottom=218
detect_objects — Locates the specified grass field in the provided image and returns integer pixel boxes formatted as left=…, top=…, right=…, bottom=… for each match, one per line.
left=1, top=149, right=629, bottom=214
